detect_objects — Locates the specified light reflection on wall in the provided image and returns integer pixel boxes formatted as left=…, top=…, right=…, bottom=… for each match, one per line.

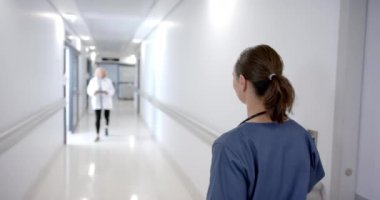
left=140, top=21, right=176, bottom=139
left=35, top=12, right=65, bottom=46
left=208, top=0, right=237, bottom=28
left=153, top=21, right=176, bottom=94
left=142, top=20, right=176, bottom=97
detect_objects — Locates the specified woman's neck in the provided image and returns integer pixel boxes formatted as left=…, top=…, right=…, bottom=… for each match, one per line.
left=246, top=98, right=273, bottom=123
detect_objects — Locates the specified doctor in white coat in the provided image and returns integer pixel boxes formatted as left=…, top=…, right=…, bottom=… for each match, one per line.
left=87, top=67, right=115, bottom=142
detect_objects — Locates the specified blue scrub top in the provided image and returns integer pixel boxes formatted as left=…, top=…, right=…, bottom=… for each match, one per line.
left=207, top=119, right=324, bottom=200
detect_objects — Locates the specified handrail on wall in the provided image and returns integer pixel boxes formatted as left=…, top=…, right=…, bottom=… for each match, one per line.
left=0, top=100, right=65, bottom=154
left=136, top=90, right=219, bottom=145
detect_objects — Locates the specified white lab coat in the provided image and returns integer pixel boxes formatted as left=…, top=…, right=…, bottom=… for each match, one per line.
left=87, top=77, right=115, bottom=110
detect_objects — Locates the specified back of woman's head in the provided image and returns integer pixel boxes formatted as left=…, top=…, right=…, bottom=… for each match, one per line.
left=234, top=44, right=295, bottom=123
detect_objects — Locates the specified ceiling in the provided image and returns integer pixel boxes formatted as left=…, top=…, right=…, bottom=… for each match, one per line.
left=49, top=0, right=180, bottom=58
left=74, top=0, right=157, bottom=57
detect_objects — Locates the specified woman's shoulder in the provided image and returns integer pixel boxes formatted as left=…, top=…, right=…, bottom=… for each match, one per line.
left=213, top=126, right=246, bottom=149
left=287, top=119, right=312, bottom=136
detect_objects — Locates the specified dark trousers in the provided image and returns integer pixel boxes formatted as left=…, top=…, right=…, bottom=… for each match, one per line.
left=95, top=109, right=110, bottom=134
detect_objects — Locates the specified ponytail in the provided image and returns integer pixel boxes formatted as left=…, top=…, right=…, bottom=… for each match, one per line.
left=235, top=44, right=295, bottom=123
left=264, top=75, right=295, bottom=123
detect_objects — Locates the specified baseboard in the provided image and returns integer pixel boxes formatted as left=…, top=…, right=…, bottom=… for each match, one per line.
left=23, top=145, right=65, bottom=200
left=355, top=194, right=369, bottom=200
left=137, top=102, right=205, bottom=199
left=158, top=144, right=204, bottom=200
left=138, top=113, right=204, bottom=199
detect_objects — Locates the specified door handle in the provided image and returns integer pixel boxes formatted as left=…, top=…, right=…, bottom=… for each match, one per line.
left=345, top=168, right=353, bottom=176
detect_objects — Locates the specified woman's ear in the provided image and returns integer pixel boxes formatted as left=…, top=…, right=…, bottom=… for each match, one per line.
left=238, top=75, right=248, bottom=92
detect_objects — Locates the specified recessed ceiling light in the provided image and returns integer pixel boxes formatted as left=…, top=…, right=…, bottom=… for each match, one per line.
left=81, top=36, right=91, bottom=41
left=89, top=46, right=96, bottom=50
left=63, top=13, right=77, bottom=23
left=90, top=52, right=97, bottom=62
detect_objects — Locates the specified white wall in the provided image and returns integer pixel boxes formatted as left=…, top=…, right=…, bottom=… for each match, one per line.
left=0, top=0, right=65, bottom=199
left=140, top=0, right=341, bottom=198
left=356, top=1, right=380, bottom=199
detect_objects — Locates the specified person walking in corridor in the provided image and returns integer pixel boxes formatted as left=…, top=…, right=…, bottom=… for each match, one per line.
left=87, top=67, right=115, bottom=142
left=207, top=44, right=325, bottom=200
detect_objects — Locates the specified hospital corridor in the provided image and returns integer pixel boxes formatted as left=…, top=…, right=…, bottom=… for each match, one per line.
left=0, top=0, right=380, bottom=200
left=29, top=101, right=194, bottom=200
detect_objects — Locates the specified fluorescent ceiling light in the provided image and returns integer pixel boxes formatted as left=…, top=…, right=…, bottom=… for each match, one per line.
left=89, top=46, right=96, bottom=50
left=81, top=36, right=91, bottom=41
left=63, top=13, right=77, bottom=23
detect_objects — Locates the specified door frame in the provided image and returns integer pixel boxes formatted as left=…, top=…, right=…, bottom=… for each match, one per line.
left=136, top=55, right=141, bottom=114
left=63, top=47, right=67, bottom=145
left=330, top=0, right=368, bottom=199
left=86, top=58, right=92, bottom=110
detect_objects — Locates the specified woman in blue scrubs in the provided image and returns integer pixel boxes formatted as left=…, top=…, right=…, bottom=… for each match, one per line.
left=207, top=45, right=324, bottom=200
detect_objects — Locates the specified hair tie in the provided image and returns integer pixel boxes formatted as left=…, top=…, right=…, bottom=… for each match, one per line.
left=269, top=73, right=276, bottom=80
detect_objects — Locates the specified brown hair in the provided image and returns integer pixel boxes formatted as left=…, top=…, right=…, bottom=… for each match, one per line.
left=234, top=44, right=295, bottom=123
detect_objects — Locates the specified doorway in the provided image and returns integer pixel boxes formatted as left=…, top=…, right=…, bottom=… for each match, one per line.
left=64, top=44, right=80, bottom=134
left=117, top=64, right=136, bottom=101
left=97, top=62, right=136, bottom=101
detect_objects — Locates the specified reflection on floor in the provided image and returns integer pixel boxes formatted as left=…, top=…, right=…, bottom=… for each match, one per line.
left=29, top=101, right=193, bottom=200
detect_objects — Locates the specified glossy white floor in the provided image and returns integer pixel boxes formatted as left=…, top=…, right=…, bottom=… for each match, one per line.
left=28, top=101, right=194, bottom=200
